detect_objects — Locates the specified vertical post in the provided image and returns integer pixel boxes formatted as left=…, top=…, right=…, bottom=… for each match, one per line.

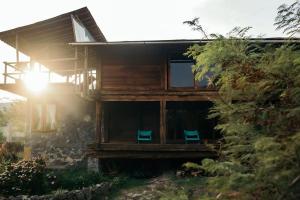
left=4, top=62, right=7, bottom=84
left=96, top=101, right=102, bottom=144
left=24, top=98, right=32, bottom=160
left=74, top=46, right=78, bottom=89
left=96, top=55, right=101, bottom=90
left=160, top=100, right=167, bottom=144
left=164, top=58, right=168, bottom=90
left=16, top=33, right=19, bottom=63
left=83, top=46, right=88, bottom=96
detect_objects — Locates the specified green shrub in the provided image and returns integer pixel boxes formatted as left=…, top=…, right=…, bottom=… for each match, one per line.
left=0, top=142, right=24, bottom=162
left=0, top=157, right=47, bottom=195
left=0, top=130, right=5, bottom=143
left=47, top=166, right=109, bottom=191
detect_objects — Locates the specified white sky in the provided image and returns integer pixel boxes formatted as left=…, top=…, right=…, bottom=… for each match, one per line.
left=0, top=0, right=295, bottom=101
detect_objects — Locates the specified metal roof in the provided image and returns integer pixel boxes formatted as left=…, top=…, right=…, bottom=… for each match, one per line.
left=69, top=38, right=300, bottom=46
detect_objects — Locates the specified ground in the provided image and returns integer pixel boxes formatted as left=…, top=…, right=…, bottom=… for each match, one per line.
left=109, top=173, right=216, bottom=200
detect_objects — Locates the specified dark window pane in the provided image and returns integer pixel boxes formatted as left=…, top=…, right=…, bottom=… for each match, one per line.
left=170, top=61, right=194, bottom=87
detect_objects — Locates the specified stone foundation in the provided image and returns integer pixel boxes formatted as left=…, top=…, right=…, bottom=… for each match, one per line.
left=30, top=114, right=95, bottom=169
left=1, top=182, right=112, bottom=200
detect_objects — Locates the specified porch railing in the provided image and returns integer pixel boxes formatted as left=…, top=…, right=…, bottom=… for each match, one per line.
left=1, top=61, right=97, bottom=95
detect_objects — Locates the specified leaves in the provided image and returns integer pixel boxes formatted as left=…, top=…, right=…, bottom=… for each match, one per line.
left=186, top=29, right=300, bottom=200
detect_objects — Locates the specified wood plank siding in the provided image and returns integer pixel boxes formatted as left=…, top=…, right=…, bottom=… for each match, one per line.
left=102, top=65, right=163, bottom=90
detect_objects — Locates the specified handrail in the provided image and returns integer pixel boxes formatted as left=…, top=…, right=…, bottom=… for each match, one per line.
left=2, top=61, right=98, bottom=96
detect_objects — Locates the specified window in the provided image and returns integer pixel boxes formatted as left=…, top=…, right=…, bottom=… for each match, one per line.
left=32, top=103, right=57, bottom=131
left=71, top=15, right=95, bottom=42
left=169, top=60, right=194, bottom=88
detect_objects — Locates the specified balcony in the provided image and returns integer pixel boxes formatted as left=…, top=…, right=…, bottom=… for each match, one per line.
left=1, top=61, right=97, bottom=97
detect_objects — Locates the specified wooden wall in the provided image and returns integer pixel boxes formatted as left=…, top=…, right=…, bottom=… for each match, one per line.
left=102, top=65, right=162, bottom=90
left=100, top=46, right=165, bottom=91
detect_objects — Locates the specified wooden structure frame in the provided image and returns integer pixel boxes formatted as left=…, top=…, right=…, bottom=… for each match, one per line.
left=0, top=7, right=298, bottom=160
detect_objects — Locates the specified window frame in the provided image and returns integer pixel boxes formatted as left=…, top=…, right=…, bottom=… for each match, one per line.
left=167, top=59, right=215, bottom=91
left=32, top=103, right=57, bottom=133
left=168, top=59, right=197, bottom=90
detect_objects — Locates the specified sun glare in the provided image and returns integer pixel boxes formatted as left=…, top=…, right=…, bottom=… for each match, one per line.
left=24, top=70, right=48, bottom=92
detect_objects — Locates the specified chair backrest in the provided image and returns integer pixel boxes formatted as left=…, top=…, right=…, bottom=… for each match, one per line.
left=184, top=130, right=199, bottom=136
left=138, top=130, right=152, bottom=136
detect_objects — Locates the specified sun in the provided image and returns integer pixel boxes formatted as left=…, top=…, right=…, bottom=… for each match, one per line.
left=24, top=70, right=48, bottom=92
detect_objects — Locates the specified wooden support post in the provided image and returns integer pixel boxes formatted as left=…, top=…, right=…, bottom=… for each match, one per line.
left=24, top=99, right=32, bottom=160
left=96, top=101, right=103, bottom=144
left=96, top=56, right=101, bottom=90
left=83, top=46, right=88, bottom=96
left=160, top=100, right=167, bottom=144
left=4, top=63, right=7, bottom=84
left=164, top=59, right=168, bottom=90
left=74, top=47, right=78, bottom=87
left=16, top=33, right=19, bottom=63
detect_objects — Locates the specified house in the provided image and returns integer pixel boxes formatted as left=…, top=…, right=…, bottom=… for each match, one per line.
left=0, top=7, right=294, bottom=167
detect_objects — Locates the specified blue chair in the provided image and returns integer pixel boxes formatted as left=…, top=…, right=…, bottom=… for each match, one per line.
left=184, top=130, right=200, bottom=143
left=137, top=130, right=152, bottom=143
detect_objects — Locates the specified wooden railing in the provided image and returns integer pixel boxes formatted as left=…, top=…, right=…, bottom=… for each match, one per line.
left=2, top=61, right=97, bottom=96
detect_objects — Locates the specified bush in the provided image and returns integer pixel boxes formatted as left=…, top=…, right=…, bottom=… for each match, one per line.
left=47, top=166, right=109, bottom=191
left=0, top=142, right=24, bottom=163
left=0, top=130, right=5, bottom=143
left=0, top=157, right=47, bottom=195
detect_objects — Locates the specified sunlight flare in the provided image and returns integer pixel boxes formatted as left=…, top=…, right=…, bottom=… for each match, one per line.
left=24, top=70, right=48, bottom=92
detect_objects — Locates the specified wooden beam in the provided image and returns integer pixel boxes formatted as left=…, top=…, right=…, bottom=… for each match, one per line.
left=160, top=100, right=166, bottom=144
left=96, top=101, right=102, bottom=144
left=4, top=63, right=7, bottom=84
left=83, top=46, right=88, bottom=96
left=164, top=58, right=168, bottom=90
left=96, top=55, right=101, bottom=90
left=74, top=47, right=79, bottom=91
left=15, top=33, right=19, bottom=63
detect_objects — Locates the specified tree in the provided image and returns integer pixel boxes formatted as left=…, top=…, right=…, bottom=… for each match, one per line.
left=275, top=1, right=300, bottom=36
left=184, top=1, right=300, bottom=199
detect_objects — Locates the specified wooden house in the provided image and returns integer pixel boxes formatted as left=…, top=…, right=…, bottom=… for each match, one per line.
left=0, top=7, right=294, bottom=162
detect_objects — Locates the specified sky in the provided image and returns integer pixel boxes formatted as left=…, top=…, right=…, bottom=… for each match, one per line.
left=0, top=0, right=295, bottom=101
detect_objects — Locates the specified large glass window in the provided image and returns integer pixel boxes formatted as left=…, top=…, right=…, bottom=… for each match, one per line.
left=71, top=15, right=95, bottom=42
left=169, top=60, right=194, bottom=88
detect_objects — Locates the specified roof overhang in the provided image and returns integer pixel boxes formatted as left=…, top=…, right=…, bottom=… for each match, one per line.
left=68, top=38, right=300, bottom=46
left=0, top=7, right=106, bottom=59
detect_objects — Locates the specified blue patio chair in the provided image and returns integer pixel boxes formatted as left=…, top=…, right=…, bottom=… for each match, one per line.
left=184, top=130, right=200, bottom=144
left=137, top=130, right=152, bottom=143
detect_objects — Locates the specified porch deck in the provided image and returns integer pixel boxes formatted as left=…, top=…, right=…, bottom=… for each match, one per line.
left=87, top=143, right=218, bottom=159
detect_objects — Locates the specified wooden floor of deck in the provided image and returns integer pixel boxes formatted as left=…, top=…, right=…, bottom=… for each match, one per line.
left=87, top=143, right=217, bottom=159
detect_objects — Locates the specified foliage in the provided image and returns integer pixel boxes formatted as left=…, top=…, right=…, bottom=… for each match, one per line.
left=0, top=142, right=24, bottom=163
left=46, top=166, right=111, bottom=191
left=0, top=130, right=5, bottom=143
left=0, top=157, right=47, bottom=195
left=184, top=2, right=300, bottom=199
left=275, top=0, right=300, bottom=36
left=0, top=158, right=116, bottom=196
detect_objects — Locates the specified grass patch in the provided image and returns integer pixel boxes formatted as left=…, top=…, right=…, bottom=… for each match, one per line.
left=47, top=167, right=112, bottom=191
left=108, top=176, right=149, bottom=199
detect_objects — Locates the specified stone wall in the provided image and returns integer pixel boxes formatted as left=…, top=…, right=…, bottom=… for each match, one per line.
left=30, top=96, right=96, bottom=168
left=1, top=182, right=112, bottom=200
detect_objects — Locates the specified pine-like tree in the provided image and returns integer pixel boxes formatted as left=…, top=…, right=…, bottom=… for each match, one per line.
left=185, top=1, right=300, bottom=199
